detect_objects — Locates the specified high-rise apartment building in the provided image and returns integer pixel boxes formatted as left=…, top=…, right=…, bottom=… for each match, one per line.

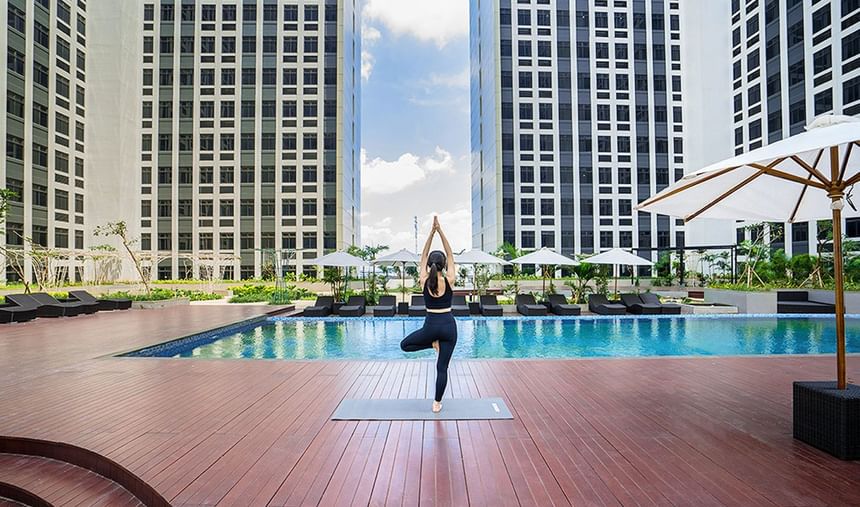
left=471, top=0, right=688, bottom=265
left=732, top=0, right=860, bottom=255
left=135, top=0, right=361, bottom=279
left=2, top=0, right=89, bottom=280
left=2, top=0, right=361, bottom=283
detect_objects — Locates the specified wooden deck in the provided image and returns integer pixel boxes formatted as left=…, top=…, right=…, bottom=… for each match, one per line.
left=0, top=306, right=859, bottom=506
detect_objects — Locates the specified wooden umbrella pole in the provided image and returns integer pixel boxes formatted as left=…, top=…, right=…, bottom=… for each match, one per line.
left=830, top=146, right=847, bottom=390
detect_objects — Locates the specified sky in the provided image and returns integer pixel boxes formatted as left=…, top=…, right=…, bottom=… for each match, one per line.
left=359, top=0, right=473, bottom=254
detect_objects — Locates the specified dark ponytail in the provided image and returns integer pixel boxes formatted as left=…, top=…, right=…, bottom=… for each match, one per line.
left=426, top=250, right=446, bottom=295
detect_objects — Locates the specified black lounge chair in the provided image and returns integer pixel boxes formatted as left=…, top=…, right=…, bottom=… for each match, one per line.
left=620, top=294, right=662, bottom=315
left=34, top=292, right=99, bottom=315
left=516, top=294, right=548, bottom=316
left=6, top=293, right=85, bottom=317
left=639, top=292, right=682, bottom=315
left=0, top=300, right=38, bottom=323
left=338, top=295, right=366, bottom=317
left=374, top=295, right=397, bottom=317
left=588, top=294, right=626, bottom=315
left=304, top=296, right=335, bottom=317
left=67, top=290, right=132, bottom=311
left=547, top=294, right=581, bottom=316
left=777, top=291, right=835, bottom=314
left=480, top=295, right=503, bottom=316
left=451, top=295, right=470, bottom=316
left=408, top=295, right=426, bottom=317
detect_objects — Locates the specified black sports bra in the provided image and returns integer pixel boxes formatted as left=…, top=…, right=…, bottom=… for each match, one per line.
left=423, top=277, right=453, bottom=309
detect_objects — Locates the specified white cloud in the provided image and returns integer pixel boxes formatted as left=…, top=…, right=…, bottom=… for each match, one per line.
left=363, top=0, right=469, bottom=48
left=360, top=148, right=472, bottom=252
left=426, top=67, right=470, bottom=89
left=361, top=147, right=455, bottom=195
left=361, top=25, right=381, bottom=80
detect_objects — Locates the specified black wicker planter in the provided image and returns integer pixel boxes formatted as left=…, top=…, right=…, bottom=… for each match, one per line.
left=793, top=381, right=860, bottom=460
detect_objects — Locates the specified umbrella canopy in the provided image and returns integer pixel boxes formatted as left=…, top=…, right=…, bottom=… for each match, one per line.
left=455, top=249, right=511, bottom=265
left=585, top=248, right=654, bottom=266
left=308, top=251, right=370, bottom=269
left=372, top=248, right=419, bottom=265
left=637, top=114, right=860, bottom=390
left=638, top=115, right=860, bottom=222
left=511, top=248, right=579, bottom=266
left=585, top=248, right=654, bottom=296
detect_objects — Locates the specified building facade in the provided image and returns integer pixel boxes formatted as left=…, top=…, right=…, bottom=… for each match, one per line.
left=2, top=0, right=89, bottom=281
left=135, top=0, right=361, bottom=279
left=732, top=0, right=860, bottom=255
left=471, top=0, right=687, bottom=266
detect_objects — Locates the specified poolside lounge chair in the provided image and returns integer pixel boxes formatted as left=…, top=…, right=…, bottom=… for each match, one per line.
left=408, top=295, right=426, bottom=317
left=304, top=296, right=335, bottom=317
left=516, top=294, right=548, bottom=316
left=6, top=293, right=85, bottom=318
left=588, top=294, right=626, bottom=315
left=480, top=295, right=503, bottom=316
left=67, top=290, right=132, bottom=311
left=374, top=295, right=397, bottom=317
left=0, top=301, right=38, bottom=323
left=451, top=295, right=470, bottom=317
left=547, top=294, right=581, bottom=316
left=338, top=295, right=366, bottom=317
left=34, top=292, right=99, bottom=315
left=620, top=294, right=662, bottom=315
left=639, top=292, right=683, bottom=315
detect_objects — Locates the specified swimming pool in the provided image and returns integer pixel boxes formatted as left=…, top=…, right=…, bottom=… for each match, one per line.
left=125, top=315, right=860, bottom=360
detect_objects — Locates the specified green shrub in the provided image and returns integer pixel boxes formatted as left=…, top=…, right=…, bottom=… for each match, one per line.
left=100, top=288, right=222, bottom=301
left=229, top=284, right=274, bottom=303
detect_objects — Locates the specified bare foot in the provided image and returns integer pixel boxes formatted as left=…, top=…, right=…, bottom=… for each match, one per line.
left=432, top=340, right=440, bottom=353
left=432, top=401, right=443, bottom=413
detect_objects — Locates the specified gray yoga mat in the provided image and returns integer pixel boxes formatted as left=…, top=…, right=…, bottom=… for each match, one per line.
left=331, top=397, right=514, bottom=421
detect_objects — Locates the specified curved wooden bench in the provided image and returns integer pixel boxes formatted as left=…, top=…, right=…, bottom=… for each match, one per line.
left=0, top=436, right=169, bottom=507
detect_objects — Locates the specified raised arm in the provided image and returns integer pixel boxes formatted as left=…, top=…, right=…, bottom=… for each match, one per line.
left=418, top=223, right=436, bottom=283
left=436, top=221, right=457, bottom=284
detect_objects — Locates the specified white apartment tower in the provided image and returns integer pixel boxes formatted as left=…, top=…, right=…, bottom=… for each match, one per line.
left=136, top=0, right=361, bottom=279
left=732, top=0, right=860, bottom=255
left=471, top=0, right=687, bottom=268
left=2, top=0, right=89, bottom=281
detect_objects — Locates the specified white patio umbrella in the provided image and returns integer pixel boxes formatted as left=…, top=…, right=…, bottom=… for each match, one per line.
left=586, top=248, right=654, bottom=296
left=454, top=249, right=511, bottom=297
left=373, top=248, right=419, bottom=302
left=308, top=251, right=370, bottom=301
left=511, top=248, right=579, bottom=296
left=637, top=114, right=860, bottom=389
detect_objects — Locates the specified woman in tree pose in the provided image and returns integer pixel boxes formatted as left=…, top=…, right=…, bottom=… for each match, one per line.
left=400, top=216, right=458, bottom=413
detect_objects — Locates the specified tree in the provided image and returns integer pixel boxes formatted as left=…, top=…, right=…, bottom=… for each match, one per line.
left=94, top=221, right=151, bottom=295
left=347, top=244, right=389, bottom=304
left=494, top=242, right=523, bottom=295
left=566, top=262, right=600, bottom=303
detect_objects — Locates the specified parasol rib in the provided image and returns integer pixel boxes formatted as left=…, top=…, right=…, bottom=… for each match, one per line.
left=747, top=163, right=828, bottom=189
left=788, top=155, right=830, bottom=186
left=838, top=142, right=854, bottom=184
left=685, top=171, right=766, bottom=221
left=788, top=175, right=815, bottom=224
left=637, top=166, right=738, bottom=208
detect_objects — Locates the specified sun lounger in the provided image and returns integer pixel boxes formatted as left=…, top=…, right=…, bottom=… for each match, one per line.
left=451, top=295, right=470, bottom=316
left=516, top=294, right=548, bottom=316
left=480, top=295, right=503, bottom=316
left=0, top=301, right=38, bottom=323
left=34, top=292, right=99, bottom=315
left=374, top=295, right=397, bottom=317
left=588, top=294, right=626, bottom=315
left=304, top=296, right=335, bottom=317
left=620, top=294, right=662, bottom=315
left=338, top=295, right=366, bottom=317
left=6, top=293, right=84, bottom=317
left=408, top=295, right=426, bottom=317
left=639, top=292, right=682, bottom=315
left=67, top=290, right=132, bottom=311
left=547, top=294, right=581, bottom=316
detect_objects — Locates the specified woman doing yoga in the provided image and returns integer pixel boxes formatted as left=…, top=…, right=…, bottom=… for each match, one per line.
left=400, top=216, right=458, bottom=413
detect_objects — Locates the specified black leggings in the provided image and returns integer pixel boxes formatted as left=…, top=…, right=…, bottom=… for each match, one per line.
left=400, top=312, right=458, bottom=402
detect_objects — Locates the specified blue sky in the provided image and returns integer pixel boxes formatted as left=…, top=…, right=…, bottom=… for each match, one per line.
left=359, top=0, right=473, bottom=253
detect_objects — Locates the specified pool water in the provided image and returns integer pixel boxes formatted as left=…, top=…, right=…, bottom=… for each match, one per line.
left=128, top=315, right=860, bottom=360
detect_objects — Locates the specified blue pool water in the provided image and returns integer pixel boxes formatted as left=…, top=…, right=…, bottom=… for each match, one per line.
left=126, top=315, right=860, bottom=360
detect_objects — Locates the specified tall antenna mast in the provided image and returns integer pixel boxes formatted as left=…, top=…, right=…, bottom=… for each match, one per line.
left=414, top=216, right=418, bottom=252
